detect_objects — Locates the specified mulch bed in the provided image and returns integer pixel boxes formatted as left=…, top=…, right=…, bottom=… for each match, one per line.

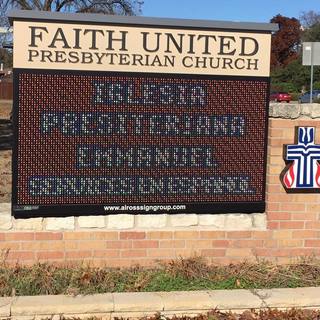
left=61, top=309, right=320, bottom=319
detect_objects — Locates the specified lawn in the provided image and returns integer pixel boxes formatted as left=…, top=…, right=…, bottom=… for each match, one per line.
left=1, top=256, right=320, bottom=297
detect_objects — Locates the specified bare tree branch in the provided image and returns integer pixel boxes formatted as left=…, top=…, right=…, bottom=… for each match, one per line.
left=300, top=10, right=320, bottom=28
left=56, top=0, right=74, bottom=11
left=0, top=0, right=143, bottom=22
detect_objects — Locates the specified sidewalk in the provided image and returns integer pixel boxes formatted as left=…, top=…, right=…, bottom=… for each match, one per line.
left=1, top=287, right=320, bottom=319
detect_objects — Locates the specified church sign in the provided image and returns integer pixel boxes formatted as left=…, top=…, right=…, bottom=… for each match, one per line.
left=9, top=11, right=277, bottom=218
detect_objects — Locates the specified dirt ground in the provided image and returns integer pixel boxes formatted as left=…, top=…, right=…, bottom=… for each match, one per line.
left=0, top=100, right=12, bottom=202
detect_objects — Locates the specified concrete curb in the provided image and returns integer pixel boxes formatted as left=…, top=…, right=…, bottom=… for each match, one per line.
left=1, top=287, right=320, bottom=319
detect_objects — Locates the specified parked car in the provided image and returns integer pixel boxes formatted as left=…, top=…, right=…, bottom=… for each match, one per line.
left=298, top=90, right=320, bottom=103
left=270, top=92, right=292, bottom=103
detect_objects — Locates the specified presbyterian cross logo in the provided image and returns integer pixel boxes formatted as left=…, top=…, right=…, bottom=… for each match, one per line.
left=282, top=127, right=320, bottom=190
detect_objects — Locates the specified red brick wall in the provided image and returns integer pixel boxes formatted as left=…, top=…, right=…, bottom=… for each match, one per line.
left=1, top=116, right=320, bottom=266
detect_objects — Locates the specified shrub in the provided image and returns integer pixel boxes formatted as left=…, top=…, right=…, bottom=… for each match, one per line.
left=289, top=92, right=301, bottom=101
left=313, top=81, right=320, bottom=90
left=271, top=82, right=296, bottom=93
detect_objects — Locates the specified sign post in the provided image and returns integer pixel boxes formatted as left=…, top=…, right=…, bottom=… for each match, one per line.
left=9, top=11, right=277, bottom=218
left=311, top=43, right=314, bottom=103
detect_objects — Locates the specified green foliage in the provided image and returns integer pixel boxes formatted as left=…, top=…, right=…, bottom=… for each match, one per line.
left=271, top=82, right=296, bottom=93
left=302, top=23, right=320, bottom=42
left=271, top=58, right=320, bottom=92
left=289, top=92, right=301, bottom=101
left=313, top=81, right=320, bottom=90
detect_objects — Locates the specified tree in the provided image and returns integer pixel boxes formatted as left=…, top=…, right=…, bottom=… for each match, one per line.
left=0, top=0, right=143, bottom=67
left=0, top=0, right=143, bottom=28
left=303, top=23, right=320, bottom=41
left=271, top=57, right=320, bottom=93
left=300, top=11, right=320, bottom=42
left=0, top=48, right=12, bottom=68
left=0, top=26, right=12, bottom=67
left=270, top=14, right=301, bottom=69
left=2, top=0, right=142, bottom=15
left=300, top=10, right=320, bottom=28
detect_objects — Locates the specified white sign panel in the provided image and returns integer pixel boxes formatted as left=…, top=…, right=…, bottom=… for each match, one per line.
left=303, top=42, right=320, bottom=66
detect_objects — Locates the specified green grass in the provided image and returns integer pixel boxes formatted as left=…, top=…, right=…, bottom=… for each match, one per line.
left=1, top=256, right=320, bottom=296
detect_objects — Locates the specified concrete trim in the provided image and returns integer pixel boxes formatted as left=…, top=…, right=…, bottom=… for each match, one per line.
left=2, top=287, right=320, bottom=318
left=269, top=102, right=320, bottom=119
left=1, top=202, right=267, bottom=231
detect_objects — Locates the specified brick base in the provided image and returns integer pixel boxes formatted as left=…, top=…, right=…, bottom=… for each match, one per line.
left=1, top=228, right=319, bottom=266
left=1, top=106, right=320, bottom=266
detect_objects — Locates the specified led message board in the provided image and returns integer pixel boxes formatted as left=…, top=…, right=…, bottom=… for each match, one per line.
left=10, top=11, right=276, bottom=217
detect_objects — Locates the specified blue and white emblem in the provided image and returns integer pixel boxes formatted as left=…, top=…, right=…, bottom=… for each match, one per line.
left=282, top=127, right=320, bottom=190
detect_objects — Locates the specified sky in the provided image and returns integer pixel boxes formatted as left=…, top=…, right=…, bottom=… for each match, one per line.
left=143, top=0, right=320, bottom=23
